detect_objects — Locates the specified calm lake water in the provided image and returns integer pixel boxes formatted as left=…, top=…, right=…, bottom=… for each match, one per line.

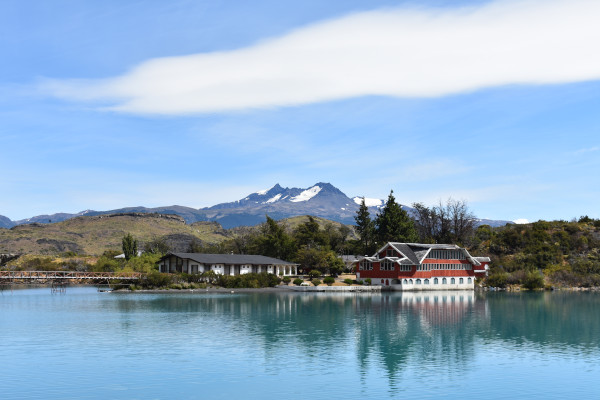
left=1, top=287, right=599, bottom=399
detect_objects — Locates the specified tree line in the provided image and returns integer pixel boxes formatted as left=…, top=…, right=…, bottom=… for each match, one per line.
left=354, top=191, right=477, bottom=255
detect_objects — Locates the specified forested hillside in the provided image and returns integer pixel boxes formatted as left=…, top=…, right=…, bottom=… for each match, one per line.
left=472, top=217, right=600, bottom=288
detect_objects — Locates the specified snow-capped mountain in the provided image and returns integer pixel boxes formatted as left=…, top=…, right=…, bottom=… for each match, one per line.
left=0, top=182, right=512, bottom=229
left=201, top=182, right=382, bottom=228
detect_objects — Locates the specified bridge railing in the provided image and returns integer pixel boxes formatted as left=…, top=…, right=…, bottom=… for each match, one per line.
left=0, top=271, right=142, bottom=280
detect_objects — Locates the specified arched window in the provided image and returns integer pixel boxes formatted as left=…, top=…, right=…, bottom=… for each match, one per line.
left=424, top=279, right=430, bottom=284
left=459, top=278, right=464, bottom=284
left=416, top=279, right=421, bottom=284
left=451, top=278, right=456, bottom=284
left=468, top=278, right=472, bottom=283
left=403, top=279, right=408, bottom=284
left=409, top=279, right=413, bottom=284
left=442, top=278, right=447, bottom=284
left=434, top=278, right=438, bottom=284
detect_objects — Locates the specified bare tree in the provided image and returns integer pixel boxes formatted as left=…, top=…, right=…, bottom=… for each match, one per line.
left=412, top=198, right=476, bottom=244
left=448, top=198, right=476, bottom=245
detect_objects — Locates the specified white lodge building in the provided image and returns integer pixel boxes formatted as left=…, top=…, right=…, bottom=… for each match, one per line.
left=158, top=253, right=298, bottom=276
left=357, top=242, right=490, bottom=291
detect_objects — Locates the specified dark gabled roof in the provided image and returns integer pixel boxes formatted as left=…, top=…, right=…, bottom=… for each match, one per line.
left=376, top=242, right=483, bottom=266
left=388, top=243, right=421, bottom=264
left=161, top=253, right=297, bottom=265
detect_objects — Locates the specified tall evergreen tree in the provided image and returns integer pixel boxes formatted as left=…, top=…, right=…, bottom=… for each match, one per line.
left=354, top=197, right=375, bottom=255
left=252, top=215, right=295, bottom=260
left=375, top=190, right=418, bottom=244
left=294, top=216, right=328, bottom=249
left=122, top=233, right=138, bottom=260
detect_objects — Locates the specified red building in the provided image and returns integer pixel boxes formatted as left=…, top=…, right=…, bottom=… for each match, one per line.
left=356, top=242, right=489, bottom=290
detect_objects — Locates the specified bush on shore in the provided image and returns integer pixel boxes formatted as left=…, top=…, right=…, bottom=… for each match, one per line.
left=323, top=276, right=335, bottom=286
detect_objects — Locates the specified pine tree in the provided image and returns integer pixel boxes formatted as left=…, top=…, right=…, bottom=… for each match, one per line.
left=354, top=197, right=375, bottom=255
left=375, top=190, right=418, bottom=244
left=252, top=215, right=295, bottom=260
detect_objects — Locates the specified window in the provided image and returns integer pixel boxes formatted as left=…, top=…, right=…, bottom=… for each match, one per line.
left=434, top=278, right=438, bottom=284
left=442, top=278, right=447, bottom=284
left=386, top=249, right=396, bottom=257
left=468, top=278, right=472, bottom=283
left=381, top=259, right=395, bottom=271
left=459, top=278, right=464, bottom=284
left=424, top=279, right=430, bottom=285
left=409, top=279, right=413, bottom=284
left=400, top=265, right=411, bottom=272
left=416, top=279, right=421, bottom=284
left=451, top=278, right=456, bottom=284
left=359, top=260, right=373, bottom=271
left=403, top=279, right=408, bottom=284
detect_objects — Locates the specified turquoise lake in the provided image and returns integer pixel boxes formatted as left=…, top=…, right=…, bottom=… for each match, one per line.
left=2, top=287, right=599, bottom=399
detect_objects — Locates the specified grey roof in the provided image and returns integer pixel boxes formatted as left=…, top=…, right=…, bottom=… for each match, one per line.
left=474, top=257, right=491, bottom=262
left=376, top=242, right=483, bottom=266
left=388, top=243, right=420, bottom=264
left=162, top=253, right=297, bottom=265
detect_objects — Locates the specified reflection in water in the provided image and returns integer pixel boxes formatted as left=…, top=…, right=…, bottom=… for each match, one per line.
left=352, top=291, right=483, bottom=389
left=108, top=290, right=600, bottom=385
left=109, top=291, right=484, bottom=387
left=4, top=288, right=599, bottom=399
left=483, top=291, right=600, bottom=350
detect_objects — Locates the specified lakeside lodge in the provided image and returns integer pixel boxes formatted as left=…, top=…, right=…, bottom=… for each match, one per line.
left=158, top=253, right=299, bottom=276
left=357, top=242, right=490, bottom=291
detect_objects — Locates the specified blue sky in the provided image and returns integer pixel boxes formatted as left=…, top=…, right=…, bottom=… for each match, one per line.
left=1, top=0, right=599, bottom=223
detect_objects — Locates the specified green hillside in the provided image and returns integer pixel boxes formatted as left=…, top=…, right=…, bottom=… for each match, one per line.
left=472, top=217, right=600, bottom=288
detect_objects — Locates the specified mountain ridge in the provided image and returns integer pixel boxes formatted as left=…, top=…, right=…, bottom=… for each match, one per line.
left=0, top=182, right=512, bottom=229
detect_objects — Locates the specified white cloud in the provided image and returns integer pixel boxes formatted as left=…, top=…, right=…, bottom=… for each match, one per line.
left=42, top=0, right=600, bottom=114
left=572, top=146, right=600, bottom=155
left=513, top=218, right=530, bottom=224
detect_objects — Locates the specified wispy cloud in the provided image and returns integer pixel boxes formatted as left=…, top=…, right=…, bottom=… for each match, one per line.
left=572, top=146, right=600, bottom=155
left=41, top=0, right=600, bottom=115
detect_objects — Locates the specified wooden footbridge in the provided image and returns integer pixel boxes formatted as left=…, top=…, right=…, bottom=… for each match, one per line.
left=0, top=271, right=142, bottom=292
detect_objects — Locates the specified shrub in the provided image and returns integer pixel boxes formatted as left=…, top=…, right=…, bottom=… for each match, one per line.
left=323, top=277, right=335, bottom=286
left=140, top=271, right=173, bottom=289
left=311, top=278, right=322, bottom=286
left=486, top=272, right=509, bottom=288
left=344, top=278, right=354, bottom=285
left=293, top=278, right=303, bottom=285
left=507, top=270, right=526, bottom=285
left=308, top=270, right=321, bottom=279
left=522, top=270, right=545, bottom=290
left=364, top=278, right=371, bottom=285
left=283, top=276, right=291, bottom=284
left=216, top=272, right=281, bottom=288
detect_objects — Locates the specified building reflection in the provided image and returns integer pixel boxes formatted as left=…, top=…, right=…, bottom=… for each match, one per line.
left=109, top=290, right=600, bottom=393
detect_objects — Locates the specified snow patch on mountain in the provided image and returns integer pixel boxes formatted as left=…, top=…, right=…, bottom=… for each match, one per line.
left=265, top=194, right=282, bottom=204
left=256, top=188, right=269, bottom=195
left=353, top=197, right=383, bottom=207
left=290, top=186, right=321, bottom=202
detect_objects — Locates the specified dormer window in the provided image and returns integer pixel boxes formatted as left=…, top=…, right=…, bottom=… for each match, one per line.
left=386, top=249, right=396, bottom=257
